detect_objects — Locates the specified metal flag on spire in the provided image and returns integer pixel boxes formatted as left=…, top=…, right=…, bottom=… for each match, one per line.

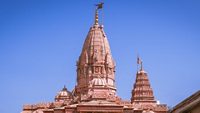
left=94, top=2, right=104, bottom=25
left=137, top=56, right=143, bottom=71
left=96, top=2, right=104, bottom=9
left=137, top=56, right=142, bottom=65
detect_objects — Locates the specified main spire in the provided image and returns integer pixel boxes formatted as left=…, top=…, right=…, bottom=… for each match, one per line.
left=75, top=3, right=117, bottom=102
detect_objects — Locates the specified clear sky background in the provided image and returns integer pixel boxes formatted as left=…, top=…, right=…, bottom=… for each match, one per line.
left=0, top=0, right=200, bottom=113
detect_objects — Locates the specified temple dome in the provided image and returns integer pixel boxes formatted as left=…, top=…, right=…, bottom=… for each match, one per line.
left=55, top=86, right=72, bottom=102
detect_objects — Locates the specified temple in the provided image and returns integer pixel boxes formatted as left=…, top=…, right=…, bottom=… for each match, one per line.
left=21, top=3, right=168, bottom=113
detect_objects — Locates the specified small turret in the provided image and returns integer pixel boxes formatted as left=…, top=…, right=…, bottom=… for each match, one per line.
left=55, top=85, right=73, bottom=104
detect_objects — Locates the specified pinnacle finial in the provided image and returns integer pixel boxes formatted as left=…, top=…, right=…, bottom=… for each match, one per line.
left=95, top=9, right=99, bottom=25
left=94, top=2, right=103, bottom=25
left=140, top=61, right=144, bottom=71
left=62, top=85, right=67, bottom=91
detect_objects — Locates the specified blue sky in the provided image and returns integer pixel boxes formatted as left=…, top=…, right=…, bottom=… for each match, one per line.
left=0, top=0, right=200, bottom=113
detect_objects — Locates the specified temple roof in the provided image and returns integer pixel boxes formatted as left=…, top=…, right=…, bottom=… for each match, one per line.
left=171, top=90, right=200, bottom=113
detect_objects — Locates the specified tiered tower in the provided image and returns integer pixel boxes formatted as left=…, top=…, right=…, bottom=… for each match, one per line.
left=129, top=58, right=169, bottom=113
left=131, top=60, right=156, bottom=104
left=74, top=6, right=117, bottom=102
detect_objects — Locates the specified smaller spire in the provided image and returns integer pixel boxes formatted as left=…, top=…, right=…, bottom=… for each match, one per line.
left=131, top=58, right=156, bottom=104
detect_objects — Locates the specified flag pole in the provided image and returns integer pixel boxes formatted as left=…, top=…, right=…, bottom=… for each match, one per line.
left=101, top=4, right=103, bottom=25
left=95, top=2, right=104, bottom=25
left=137, top=57, right=138, bottom=72
left=137, top=53, right=140, bottom=72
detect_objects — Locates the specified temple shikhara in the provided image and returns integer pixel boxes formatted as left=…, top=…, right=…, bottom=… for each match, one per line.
left=22, top=3, right=168, bottom=113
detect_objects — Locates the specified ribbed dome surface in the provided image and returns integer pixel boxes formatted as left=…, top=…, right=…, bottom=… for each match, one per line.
left=78, top=25, right=114, bottom=66
left=55, top=86, right=72, bottom=102
left=56, top=90, right=71, bottom=97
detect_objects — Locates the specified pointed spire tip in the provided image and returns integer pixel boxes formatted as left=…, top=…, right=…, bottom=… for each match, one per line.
left=94, top=9, right=99, bottom=25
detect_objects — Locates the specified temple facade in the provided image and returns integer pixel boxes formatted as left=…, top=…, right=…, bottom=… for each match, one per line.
left=21, top=4, right=168, bottom=113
